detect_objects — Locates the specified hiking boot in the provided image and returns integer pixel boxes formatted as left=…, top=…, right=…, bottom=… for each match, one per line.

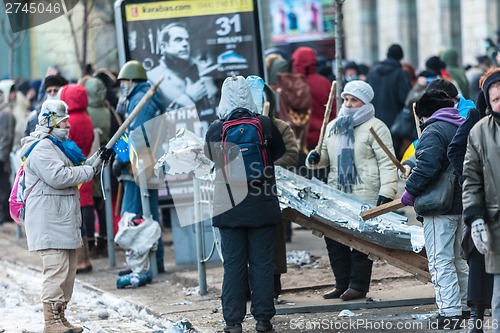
left=256, top=320, right=273, bottom=332
left=42, top=302, right=74, bottom=333
left=223, top=323, right=242, bottom=333
left=60, top=302, right=83, bottom=333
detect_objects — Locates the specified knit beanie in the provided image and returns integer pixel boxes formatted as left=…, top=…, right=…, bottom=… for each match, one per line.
left=38, top=100, right=69, bottom=127
left=387, top=44, right=404, bottom=61
left=341, top=80, right=374, bottom=105
left=425, top=56, right=445, bottom=76
left=481, top=71, right=500, bottom=112
left=415, top=90, right=454, bottom=118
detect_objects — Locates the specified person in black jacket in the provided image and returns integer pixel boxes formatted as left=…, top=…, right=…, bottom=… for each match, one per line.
left=400, top=90, right=469, bottom=329
left=204, top=75, right=285, bottom=333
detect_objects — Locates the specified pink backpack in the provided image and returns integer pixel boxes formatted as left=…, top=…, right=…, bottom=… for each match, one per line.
left=9, top=141, right=41, bottom=226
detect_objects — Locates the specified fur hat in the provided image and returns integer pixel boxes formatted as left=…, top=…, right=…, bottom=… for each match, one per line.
left=44, top=75, right=68, bottom=88
left=415, top=90, right=454, bottom=118
left=341, top=80, right=374, bottom=105
left=387, top=44, right=404, bottom=61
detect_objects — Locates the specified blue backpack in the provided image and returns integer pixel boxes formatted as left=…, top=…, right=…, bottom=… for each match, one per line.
left=221, top=108, right=270, bottom=182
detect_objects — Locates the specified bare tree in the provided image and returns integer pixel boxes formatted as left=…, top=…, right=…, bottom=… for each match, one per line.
left=0, top=11, right=27, bottom=79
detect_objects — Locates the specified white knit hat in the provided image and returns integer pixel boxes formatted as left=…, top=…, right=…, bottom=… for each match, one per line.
left=38, top=100, right=69, bottom=127
left=341, top=80, right=374, bottom=105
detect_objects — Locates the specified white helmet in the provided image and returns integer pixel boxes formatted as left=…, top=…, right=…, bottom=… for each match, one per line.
left=38, top=100, right=69, bottom=127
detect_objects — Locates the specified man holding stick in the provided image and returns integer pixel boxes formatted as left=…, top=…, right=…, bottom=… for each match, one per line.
left=306, top=80, right=398, bottom=301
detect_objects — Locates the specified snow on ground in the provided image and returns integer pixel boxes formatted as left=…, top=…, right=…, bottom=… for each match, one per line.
left=0, top=258, right=184, bottom=333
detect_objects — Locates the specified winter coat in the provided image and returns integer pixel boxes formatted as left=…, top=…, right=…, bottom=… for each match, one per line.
left=84, top=77, right=111, bottom=146
left=205, top=113, right=286, bottom=228
left=405, top=108, right=464, bottom=215
left=273, top=118, right=299, bottom=169
left=367, top=59, right=411, bottom=128
left=291, top=47, right=335, bottom=148
left=462, top=115, right=500, bottom=274
left=124, top=82, right=166, bottom=131
left=20, top=127, right=95, bottom=251
left=306, top=116, right=398, bottom=205
left=440, top=48, right=470, bottom=99
left=60, top=84, right=95, bottom=207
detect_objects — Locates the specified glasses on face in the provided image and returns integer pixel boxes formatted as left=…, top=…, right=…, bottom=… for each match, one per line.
left=46, top=88, right=59, bottom=95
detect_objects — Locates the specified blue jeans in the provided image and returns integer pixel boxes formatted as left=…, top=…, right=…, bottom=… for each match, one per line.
left=121, top=180, right=164, bottom=272
left=423, top=214, right=469, bottom=316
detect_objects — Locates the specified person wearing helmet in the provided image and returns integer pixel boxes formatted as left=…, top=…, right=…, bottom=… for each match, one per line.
left=19, top=99, right=103, bottom=333
left=114, top=60, right=167, bottom=273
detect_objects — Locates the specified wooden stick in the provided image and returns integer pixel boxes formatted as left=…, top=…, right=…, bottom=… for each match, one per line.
left=262, top=101, right=270, bottom=117
left=315, top=80, right=337, bottom=152
left=361, top=199, right=403, bottom=221
left=369, top=126, right=406, bottom=173
left=92, top=77, right=164, bottom=168
left=412, top=102, right=422, bottom=138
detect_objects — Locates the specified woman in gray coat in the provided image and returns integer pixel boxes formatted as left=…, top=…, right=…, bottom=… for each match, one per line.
left=19, top=100, right=100, bottom=333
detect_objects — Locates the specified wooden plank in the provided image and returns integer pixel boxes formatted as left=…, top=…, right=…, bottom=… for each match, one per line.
left=276, top=297, right=436, bottom=315
left=282, top=208, right=430, bottom=282
left=360, top=199, right=404, bottom=221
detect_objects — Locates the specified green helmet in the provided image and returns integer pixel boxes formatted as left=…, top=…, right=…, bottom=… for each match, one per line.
left=117, top=60, right=147, bottom=81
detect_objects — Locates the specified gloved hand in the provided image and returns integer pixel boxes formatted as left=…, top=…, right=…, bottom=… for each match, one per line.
left=307, top=150, right=321, bottom=165
left=400, top=190, right=414, bottom=207
left=99, top=146, right=114, bottom=162
left=471, top=219, right=489, bottom=255
left=377, top=195, right=392, bottom=206
left=398, top=165, right=412, bottom=181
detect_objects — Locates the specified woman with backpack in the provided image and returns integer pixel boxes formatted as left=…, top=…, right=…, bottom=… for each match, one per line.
left=19, top=100, right=105, bottom=333
left=204, top=75, right=285, bottom=333
left=306, top=80, right=398, bottom=301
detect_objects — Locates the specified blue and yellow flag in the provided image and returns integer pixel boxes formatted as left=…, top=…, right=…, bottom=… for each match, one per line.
left=113, top=132, right=130, bottom=162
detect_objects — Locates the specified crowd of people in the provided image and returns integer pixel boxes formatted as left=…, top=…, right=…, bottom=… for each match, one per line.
left=0, top=42, right=499, bottom=333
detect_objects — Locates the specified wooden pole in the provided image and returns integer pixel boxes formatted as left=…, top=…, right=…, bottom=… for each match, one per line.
left=262, top=101, right=270, bottom=117
left=368, top=126, right=406, bottom=173
left=315, top=81, right=337, bottom=152
left=361, top=199, right=404, bottom=221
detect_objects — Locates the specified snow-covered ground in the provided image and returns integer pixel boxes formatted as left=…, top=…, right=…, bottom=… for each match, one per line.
left=0, top=258, right=191, bottom=333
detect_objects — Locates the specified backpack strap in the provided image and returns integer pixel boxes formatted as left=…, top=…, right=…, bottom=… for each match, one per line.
left=22, top=139, right=43, bottom=162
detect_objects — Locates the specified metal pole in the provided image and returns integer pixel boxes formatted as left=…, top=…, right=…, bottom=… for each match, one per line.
left=103, top=164, right=116, bottom=268
left=193, top=177, right=207, bottom=295
left=335, top=0, right=345, bottom=113
left=137, top=159, right=158, bottom=278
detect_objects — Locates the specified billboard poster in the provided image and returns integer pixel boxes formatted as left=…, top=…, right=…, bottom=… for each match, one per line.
left=120, top=0, right=264, bottom=133
left=117, top=0, right=264, bottom=201
left=270, top=0, right=334, bottom=43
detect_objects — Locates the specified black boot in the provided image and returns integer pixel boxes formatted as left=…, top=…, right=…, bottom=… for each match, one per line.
left=273, top=274, right=281, bottom=299
left=469, top=305, right=485, bottom=333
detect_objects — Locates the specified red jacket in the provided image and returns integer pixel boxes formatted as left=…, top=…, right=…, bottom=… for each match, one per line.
left=292, top=47, right=336, bottom=148
left=60, top=84, right=95, bottom=207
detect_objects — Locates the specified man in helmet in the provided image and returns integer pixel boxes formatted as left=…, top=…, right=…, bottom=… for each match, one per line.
left=147, top=22, right=212, bottom=111
left=114, top=60, right=167, bottom=273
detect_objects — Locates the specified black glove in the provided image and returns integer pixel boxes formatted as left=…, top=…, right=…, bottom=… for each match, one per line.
left=99, top=146, right=114, bottom=162
left=377, top=195, right=392, bottom=206
left=307, top=151, right=321, bottom=165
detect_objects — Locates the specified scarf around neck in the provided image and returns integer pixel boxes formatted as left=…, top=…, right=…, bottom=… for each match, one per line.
left=50, top=135, right=87, bottom=166
left=330, top=103, right=374, bottom=193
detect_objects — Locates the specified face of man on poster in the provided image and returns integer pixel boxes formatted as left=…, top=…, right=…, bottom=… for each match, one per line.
left=161, top=25, right=191, bottom=61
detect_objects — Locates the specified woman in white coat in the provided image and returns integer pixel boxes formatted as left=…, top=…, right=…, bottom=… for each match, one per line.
left=19, top=100, right=102, bottom=333
left=306, top=80, right=398, bottom=301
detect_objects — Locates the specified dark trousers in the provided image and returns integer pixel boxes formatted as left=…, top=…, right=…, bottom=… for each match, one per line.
left=468, top=249, right=493, bottom=307
left=220, top=226, right=276, bottom=325
left=325, top=237, right=373, bottom=292
left=0, top=170, right=11, bottom=222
